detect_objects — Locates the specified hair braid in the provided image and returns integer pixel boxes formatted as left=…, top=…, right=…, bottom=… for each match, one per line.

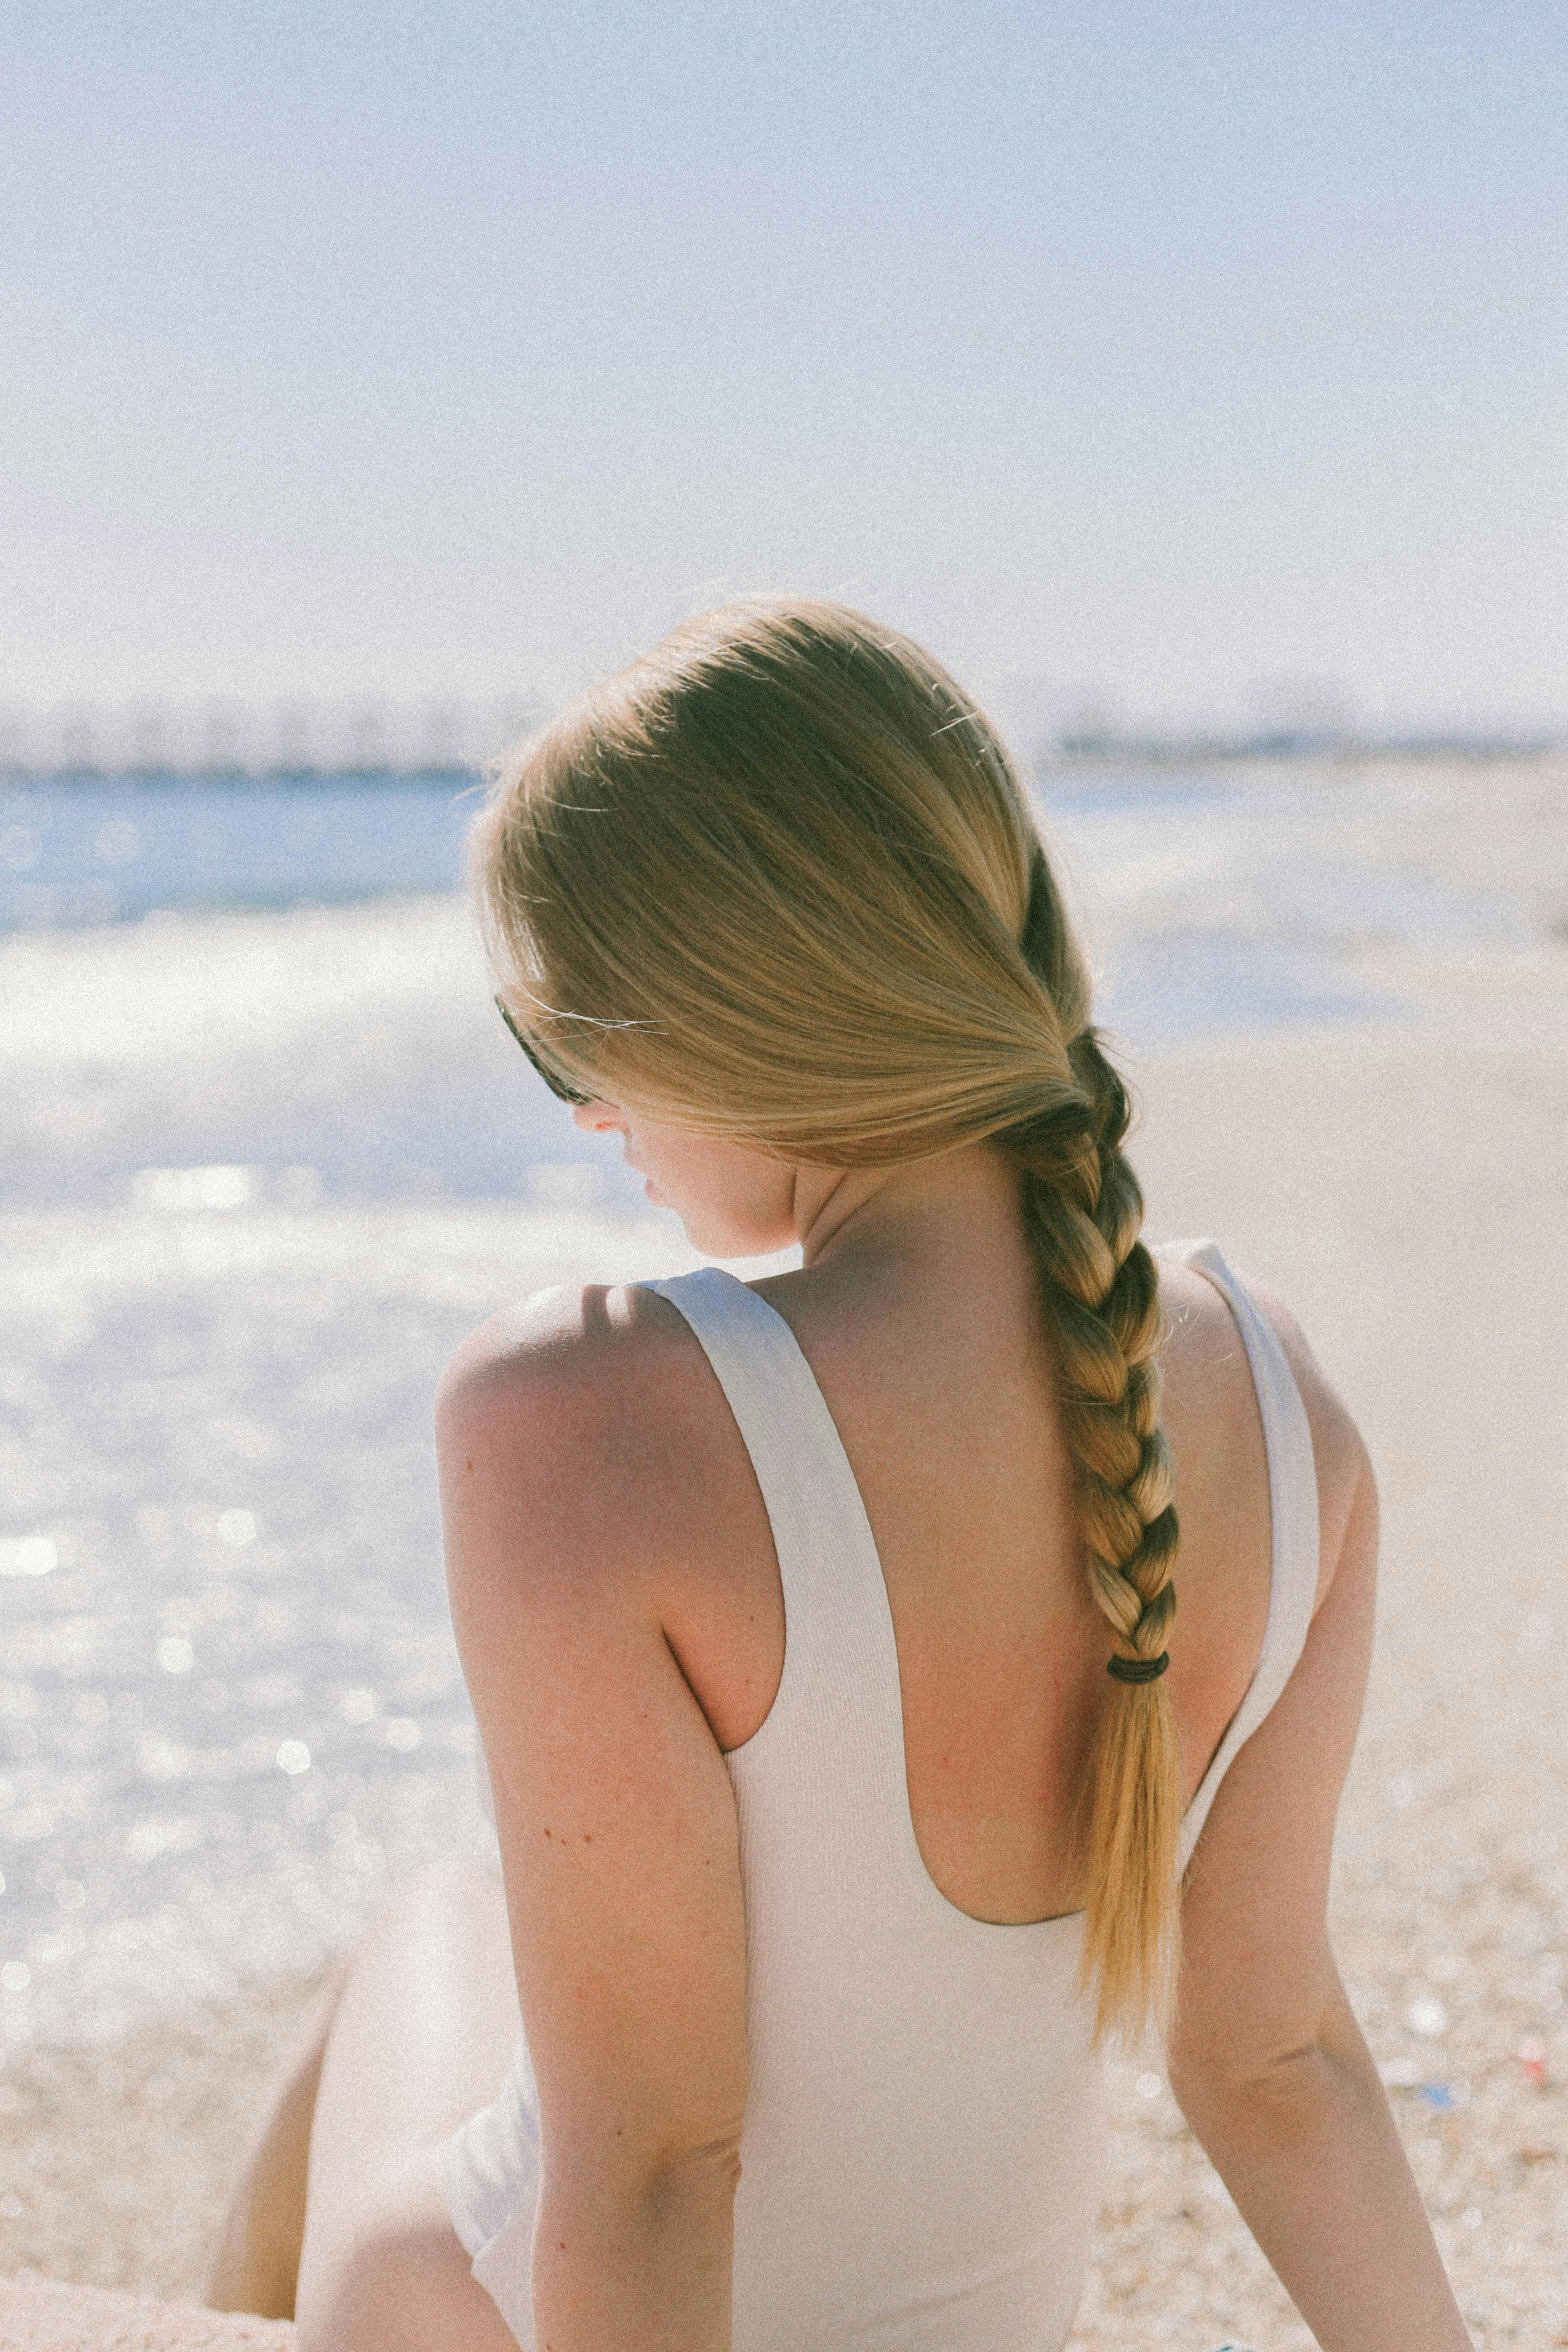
left=1008, top=850, right=1181, bottom=2041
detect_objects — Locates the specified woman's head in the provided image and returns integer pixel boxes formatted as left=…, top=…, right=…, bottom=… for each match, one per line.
left=474, top=597, right=1181, bottom=2039
left=475, top=597, right=1091, bottom=1166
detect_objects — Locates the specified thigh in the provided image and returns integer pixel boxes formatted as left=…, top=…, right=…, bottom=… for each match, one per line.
left=294, top=1859, right=523, bottom=2352
left=295, top=2147, right=519, bottom=2352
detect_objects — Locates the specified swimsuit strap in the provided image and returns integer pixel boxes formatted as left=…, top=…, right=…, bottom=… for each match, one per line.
left=1162, top=1240, right=1321, bottom=1869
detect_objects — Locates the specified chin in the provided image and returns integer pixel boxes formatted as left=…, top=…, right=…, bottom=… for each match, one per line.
left=680, top=1216, right=746, bottom=1257
left=676, top=1206, right=773, bottom=1260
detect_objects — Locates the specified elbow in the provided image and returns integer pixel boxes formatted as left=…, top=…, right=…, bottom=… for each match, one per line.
left=1170, top=2031, right=1362, bottom=2158
left=651, top=2130, right=744, bottom=2215
left=544, top=2120, right=744, bottom=2220
left=1172, top=2030, right=1322, bottom=2107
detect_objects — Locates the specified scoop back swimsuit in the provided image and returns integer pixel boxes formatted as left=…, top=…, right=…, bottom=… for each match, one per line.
left=441, top=1239, right=1320, bottom=2350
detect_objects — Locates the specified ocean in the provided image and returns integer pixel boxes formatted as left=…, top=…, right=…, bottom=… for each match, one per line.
left=0, top=761, right=1534, bottom=2047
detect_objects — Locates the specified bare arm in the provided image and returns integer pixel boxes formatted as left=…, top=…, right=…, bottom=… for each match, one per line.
left=437, top=1291, right=748, bottom=2352
left=1170, top=1326, right=1470, bottom=2351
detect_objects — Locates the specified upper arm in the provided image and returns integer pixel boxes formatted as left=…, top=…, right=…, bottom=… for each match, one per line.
left=435, top=1292, right=749, bottom=2182
left=1169, top=1290, right=1380, bottom=2100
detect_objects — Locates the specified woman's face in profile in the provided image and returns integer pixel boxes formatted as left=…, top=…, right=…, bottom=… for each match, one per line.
left=572, top=1099, right=799, bottom=1257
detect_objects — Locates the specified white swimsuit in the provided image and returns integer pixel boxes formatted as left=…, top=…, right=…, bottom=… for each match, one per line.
left=441, top=1240, right=1320, bottom=2350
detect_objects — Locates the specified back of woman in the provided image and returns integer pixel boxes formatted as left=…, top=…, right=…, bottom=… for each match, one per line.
left=235, top=600, right=1472, bottom=2352
left=437, top=1244, right=1298, bottom=2349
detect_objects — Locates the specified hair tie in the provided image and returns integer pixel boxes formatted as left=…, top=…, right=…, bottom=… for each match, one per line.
left=1107, top=1651, right=1169, bottom=1685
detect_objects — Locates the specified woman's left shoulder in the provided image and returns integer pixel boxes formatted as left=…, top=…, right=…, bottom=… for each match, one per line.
left=440, top=1274, right=712, bottom=1429
left=434, top=1278, right=746, bottom=1593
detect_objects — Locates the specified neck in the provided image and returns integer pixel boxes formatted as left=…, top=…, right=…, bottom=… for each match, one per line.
left=791, top=1140, right=1027, bottom=1283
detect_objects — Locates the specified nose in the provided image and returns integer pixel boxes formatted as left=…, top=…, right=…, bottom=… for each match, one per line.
left=572, top=1101, right=622, bottom=1135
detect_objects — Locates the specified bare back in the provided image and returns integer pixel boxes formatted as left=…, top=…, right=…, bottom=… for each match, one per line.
left=452, top=1167, right=1357, bottom=1932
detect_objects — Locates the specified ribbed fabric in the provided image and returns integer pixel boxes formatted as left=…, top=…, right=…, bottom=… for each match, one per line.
left=442, top=1241, right=1321, bottom=2350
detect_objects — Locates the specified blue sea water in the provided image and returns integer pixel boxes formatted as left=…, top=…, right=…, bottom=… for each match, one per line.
left=0, top=774, right=477, bottom=932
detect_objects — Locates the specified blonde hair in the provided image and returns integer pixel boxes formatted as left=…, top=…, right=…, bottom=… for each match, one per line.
left=474, top=597, right=1179, bottom=2040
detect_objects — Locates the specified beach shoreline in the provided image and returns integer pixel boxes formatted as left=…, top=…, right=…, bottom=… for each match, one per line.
left=6, top=910, right=1567, bottom=2341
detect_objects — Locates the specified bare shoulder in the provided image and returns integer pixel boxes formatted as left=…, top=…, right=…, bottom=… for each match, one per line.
left=1157, top=1252, right=1374, bottom=1614
left=438, top=1279, right=698, bottom=1436
left=434, top=1281, right=735, bottom=1585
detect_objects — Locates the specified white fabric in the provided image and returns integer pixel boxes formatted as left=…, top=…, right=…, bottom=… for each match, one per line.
left=1166, top=1243, right=1321, bottom=1872
left=442, top=1241, right=1321, bottom=2350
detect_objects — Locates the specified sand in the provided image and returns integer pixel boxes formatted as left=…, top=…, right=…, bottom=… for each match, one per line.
left=0, top=2277, right=294, bottom=2350
left=1074, top=931, right=1568, bottom=2346
left=6, top=796, right=1568, bottom=2344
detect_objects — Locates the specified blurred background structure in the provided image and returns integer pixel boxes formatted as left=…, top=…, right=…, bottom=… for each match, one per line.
left=0, top=701, right=542, bottom=782
left=3, top=5, right=1565, bottom=2346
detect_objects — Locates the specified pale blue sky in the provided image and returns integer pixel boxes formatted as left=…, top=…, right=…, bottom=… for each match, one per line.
left=7, top=1, right=1566, bottom=733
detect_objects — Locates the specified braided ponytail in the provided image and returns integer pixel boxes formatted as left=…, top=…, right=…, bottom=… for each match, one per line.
left=477, top=597, right=1181, bottom=2040
left=1009, top=850, right=1181, bottom=2043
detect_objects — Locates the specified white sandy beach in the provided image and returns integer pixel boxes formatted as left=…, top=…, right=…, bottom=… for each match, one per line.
left=3, top=760, right=1566, bottom=2345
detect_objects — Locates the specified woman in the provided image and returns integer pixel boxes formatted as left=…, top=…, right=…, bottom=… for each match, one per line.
left=210, top=600, right=1470, bottom=2349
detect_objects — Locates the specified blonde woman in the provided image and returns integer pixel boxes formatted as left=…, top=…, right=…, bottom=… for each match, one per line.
left=211, top=601, right=1470, bottom=2349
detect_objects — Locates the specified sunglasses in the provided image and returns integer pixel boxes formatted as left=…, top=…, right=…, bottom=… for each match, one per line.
left=494, top=996, right=593, bottom=1105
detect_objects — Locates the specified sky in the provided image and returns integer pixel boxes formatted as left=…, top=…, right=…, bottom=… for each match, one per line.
left=6, top=0, right=1567, bottom=743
